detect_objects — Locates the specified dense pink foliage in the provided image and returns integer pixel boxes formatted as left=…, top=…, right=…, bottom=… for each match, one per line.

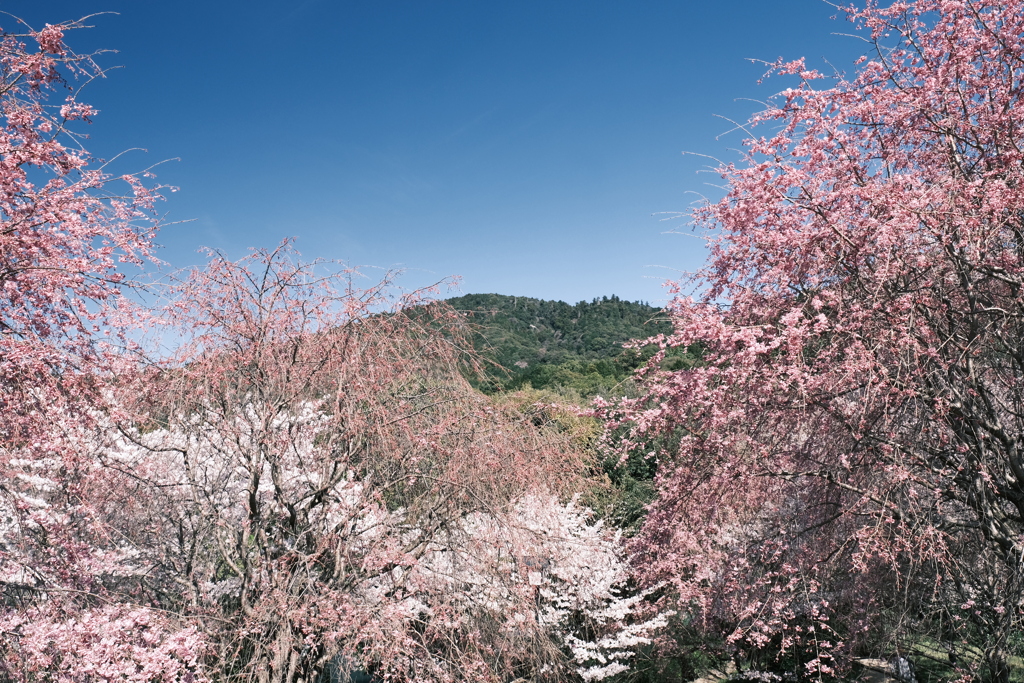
left=607, top=1, right=1024, bottom=680
left=4, top=606, right=207, bottom=682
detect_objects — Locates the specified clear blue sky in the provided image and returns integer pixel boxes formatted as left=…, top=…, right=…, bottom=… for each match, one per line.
left=9, top=1, right=865, bottom=305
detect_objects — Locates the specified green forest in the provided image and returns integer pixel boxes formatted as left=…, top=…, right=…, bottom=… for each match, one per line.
left=445, top=293, right=681, bottom=396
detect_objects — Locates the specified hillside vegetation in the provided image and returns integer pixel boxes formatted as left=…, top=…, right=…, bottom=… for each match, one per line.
left=446, top=293, right=675, bottom=396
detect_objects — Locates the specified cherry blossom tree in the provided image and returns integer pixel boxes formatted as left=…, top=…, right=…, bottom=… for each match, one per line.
left=605, top=1, right=1024, bottom=681
left=103, top=244, right=664, bottom=683
left=0, top=16, right=191, bottom=682
left=0, top=15, right=159, bottom=447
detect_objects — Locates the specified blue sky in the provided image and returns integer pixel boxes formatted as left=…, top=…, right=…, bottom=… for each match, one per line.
left=9, top=1, right=866, bottom=305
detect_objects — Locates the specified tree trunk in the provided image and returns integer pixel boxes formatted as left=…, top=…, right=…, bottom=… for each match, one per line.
left=985, top=645, right=1010, bottom=683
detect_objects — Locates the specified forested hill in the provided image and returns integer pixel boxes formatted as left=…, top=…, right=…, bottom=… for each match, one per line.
left=445, top=293, right=674, bottom=395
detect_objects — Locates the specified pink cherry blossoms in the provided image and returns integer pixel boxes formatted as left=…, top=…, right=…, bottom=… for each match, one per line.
left=0, top=16, right=190, bottom=683
left=100, top=245, right=665, bottom=682
left=606, top=1, right=1024, bottom=680
left=2, top=233, right=666, bottom=680
left=12, top=1, right=1024, bottom=681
